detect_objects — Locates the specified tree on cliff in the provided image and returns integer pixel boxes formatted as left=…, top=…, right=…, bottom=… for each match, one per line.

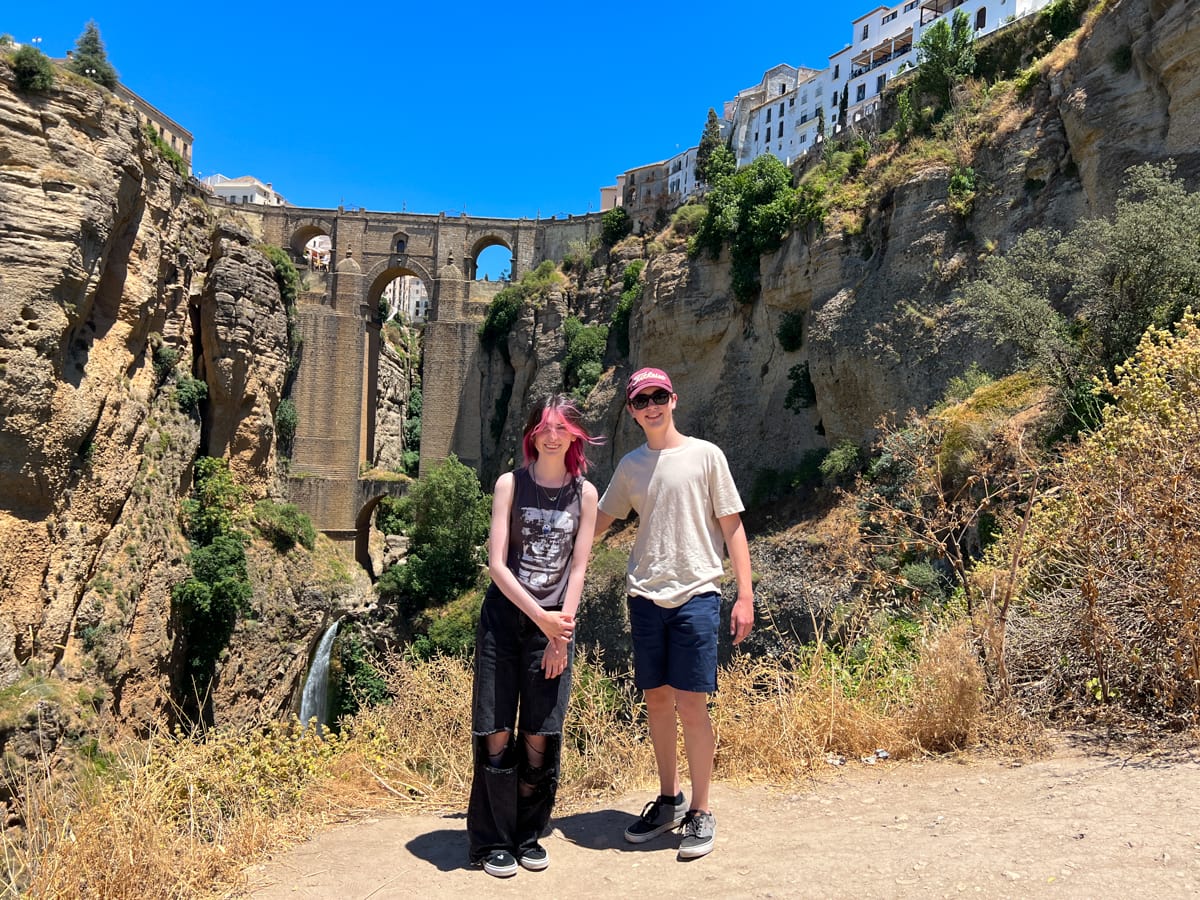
left=376, top=455, right=490, bottom=615
left=916, top=9, right=975, bottom=111
left=68, top=21, right=118, bottom=89
left=695, top=108, right=724, bottom=185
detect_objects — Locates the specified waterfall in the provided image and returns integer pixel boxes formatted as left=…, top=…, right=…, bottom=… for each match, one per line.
left=299, top=620, right=340, bottom=730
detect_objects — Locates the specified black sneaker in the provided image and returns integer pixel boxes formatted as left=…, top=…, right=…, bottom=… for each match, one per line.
left=624, top=791, right=686, bottom=843
left=482, top=849, right=518, bottom=877
left=677, top=809, right=716, bottom=859
left=519, top=843, right=549, bottom=871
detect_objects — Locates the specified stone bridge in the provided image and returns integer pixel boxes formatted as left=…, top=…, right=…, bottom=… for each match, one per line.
left=256, top=205, right=603, bottom=565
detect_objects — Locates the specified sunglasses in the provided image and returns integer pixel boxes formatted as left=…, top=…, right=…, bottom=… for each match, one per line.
left=629, top=389, right=673, bottom=410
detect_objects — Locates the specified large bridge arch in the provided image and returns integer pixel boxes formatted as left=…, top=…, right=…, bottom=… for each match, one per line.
left=250, top=203, right=607, bottom=562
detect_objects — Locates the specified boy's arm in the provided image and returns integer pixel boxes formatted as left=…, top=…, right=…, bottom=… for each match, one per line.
left=718, top=512, right=754, bottom=645
left=592, top=510, right=617, bottom=544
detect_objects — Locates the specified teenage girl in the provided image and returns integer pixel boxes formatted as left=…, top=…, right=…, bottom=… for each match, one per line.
left=467, top=395, right=600, bottom=877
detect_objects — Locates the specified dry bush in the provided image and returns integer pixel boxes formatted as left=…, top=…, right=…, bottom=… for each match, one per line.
left=3, top=723, right=341, bottom=898
left=907, top=622, right=986, bottom=751
left=1006, top=314, right=1200, bottom=726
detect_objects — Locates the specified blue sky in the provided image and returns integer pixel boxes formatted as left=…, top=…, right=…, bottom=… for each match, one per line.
left=5, top=3, right=852, bottom=219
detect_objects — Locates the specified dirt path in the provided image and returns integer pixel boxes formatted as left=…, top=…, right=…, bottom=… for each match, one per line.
left=238, top=734, right=1200, bottom=898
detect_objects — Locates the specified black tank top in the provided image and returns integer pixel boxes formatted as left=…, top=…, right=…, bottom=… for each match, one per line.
left=503, top=466, right=582, bottom=609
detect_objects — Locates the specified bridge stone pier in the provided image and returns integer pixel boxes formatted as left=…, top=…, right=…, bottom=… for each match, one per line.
left=255, top=205, right=603, bottom=563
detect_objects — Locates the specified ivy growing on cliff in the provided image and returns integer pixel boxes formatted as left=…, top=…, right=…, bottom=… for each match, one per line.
left=611, top=260, right=645, bottom=357
left=172, top=457, right=251, bottom=724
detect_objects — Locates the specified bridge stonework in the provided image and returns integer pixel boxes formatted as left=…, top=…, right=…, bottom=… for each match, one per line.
left=253, top=204, right=603, bottom=561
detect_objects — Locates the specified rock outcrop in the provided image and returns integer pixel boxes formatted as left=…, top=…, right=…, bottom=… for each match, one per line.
left=0, top=69, right=363, bottom=740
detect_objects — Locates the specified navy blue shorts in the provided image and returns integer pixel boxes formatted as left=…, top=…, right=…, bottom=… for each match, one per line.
left=627, top=592, right=720, bottom=693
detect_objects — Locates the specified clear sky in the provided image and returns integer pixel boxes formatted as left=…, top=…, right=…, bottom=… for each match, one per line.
left=4, top=2, right=852, bottom=219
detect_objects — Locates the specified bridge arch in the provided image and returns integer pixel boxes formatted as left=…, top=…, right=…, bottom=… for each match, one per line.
left=288, top=220, right=333, bottom=257
left=354, top=482, right=408, bottom=571
left=467, top=233, right=513, bottom=281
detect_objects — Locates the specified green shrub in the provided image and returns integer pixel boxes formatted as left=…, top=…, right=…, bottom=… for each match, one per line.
left=690, top=154, right=799, bottom=303
left=478, top=261, right=564, bottom=353
left=940, top=364, right=994, bottom=406
left=376, top=456, right=490, bottom=615
left=820, top=440, right=862, bottom=484
left=562, top=316, right=608, bottom=400
left=777, top=311, right=805, bottom=352
left=947, top=166, right=977, bottom=217
left=611, top=260, right=645, bottom=358
left=175, top=374, right=207, bottom=416
left=670, top=203, right=707, bottom=236
left=252, top=499, right=316, bottom=552
left=11, top=45, right=55, bottom=92
left=749, top=449, right=829, bottom=507
left=329, top=627, right=392, bottom=723
left=410, top=592, right=484, bottom=661
left=601, top=206, right=633, bottom=245
left=784, top=362, right=816, bottom=413
left=152, top=342, right=179, bottom=383
left=275, top=398, right=298, bottom=456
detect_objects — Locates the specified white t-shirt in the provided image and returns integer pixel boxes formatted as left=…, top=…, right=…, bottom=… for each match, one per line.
left=599, top=437, right=744, bottom=608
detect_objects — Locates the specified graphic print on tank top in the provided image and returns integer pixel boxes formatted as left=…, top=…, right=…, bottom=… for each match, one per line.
left=516, top=506, right=576, bottom=590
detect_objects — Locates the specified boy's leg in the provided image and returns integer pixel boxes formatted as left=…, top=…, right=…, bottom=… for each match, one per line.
left=674, top=689, right=714, bottom=812
left=643, top=684, right=681, bottom=798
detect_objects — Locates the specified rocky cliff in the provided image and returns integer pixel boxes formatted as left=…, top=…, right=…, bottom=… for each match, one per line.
left=478, top=0, right=1199, bottom=496
left=0, top=68, right=364, bottom=743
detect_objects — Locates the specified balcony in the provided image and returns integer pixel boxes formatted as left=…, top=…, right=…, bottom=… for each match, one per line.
left=920, top=0, right=967, bottom=26
left=850, top=27, right=914, bottom=77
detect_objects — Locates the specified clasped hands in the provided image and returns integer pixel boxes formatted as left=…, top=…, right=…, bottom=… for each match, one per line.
left=540, top=610, right=574, bottom=678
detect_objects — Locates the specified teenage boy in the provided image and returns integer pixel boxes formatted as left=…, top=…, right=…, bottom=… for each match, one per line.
left=593, top=367, right=754, bottom=860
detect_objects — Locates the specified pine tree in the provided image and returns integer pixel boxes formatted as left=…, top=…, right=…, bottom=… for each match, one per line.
left=694, top=108, right=723, bottom=185
left=68, top=21, right=118, bottom=89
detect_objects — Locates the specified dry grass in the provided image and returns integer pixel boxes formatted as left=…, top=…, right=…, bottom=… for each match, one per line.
left=2, top=623, right=1002, bottom=897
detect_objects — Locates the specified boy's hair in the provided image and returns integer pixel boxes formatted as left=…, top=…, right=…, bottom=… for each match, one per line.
left=521, top=394, right=603, bottom=476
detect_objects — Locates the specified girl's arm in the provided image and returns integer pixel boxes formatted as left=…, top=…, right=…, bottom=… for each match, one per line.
left=488, top=472, right=575, bottom=642
left=542, top=481, right=599, bottom=678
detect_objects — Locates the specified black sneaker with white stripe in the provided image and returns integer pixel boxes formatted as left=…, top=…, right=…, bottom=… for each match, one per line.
left=624, top=791, right=687, bottom=842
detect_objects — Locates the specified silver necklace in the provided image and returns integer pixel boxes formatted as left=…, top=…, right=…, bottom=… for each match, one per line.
left=531, top=463, right=568, bottom=534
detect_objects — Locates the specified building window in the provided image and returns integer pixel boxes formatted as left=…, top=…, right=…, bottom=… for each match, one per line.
left=789, top=96, right=795, bottom=107
left=799, top=133, right=808, bottom=144
left=800, top=112, right=808, bottom=123
left=876, top=73, right=886, bottom=94
left=882, top=10, right=897, bottom=23
left=779, top=102, right=784, bottom=117
left=766, top=108, right=772, bottom=122
left=861, top=23, right=869, bottom=40
left=833, top=63, right=840, bottom=79
left=755, top=131, right=759, bottom=142
left=779, top=84, right=785, bottom=95
left=904, top=0, right=917, bottom=10
left=976, top=7, right=986, bottom=28
left=856, top=83, right=866, bottom=102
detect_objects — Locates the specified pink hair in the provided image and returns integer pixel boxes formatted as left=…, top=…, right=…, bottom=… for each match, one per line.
left=521, top=395, right=602, bottom=477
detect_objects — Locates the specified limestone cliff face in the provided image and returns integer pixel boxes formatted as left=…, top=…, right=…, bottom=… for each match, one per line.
left=373, top=326, right=420, bottom=472
left=476, top=0, right=1196, bottom=499
left=0, top=70, right=359, bottom=739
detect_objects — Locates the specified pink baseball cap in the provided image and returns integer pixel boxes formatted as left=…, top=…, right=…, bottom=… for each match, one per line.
left=626, top=367, right=674, bottom=400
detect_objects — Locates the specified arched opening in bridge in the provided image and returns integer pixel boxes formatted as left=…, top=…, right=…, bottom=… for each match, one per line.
left=370, top=265, right=431, bottom=325
left=289, top=224, right=331, bottom=264
left=380, top=275, right=428, bottom=323
left=472, top=239, right=513, bottom=282
left=303, top=235, right=331, bottom=272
